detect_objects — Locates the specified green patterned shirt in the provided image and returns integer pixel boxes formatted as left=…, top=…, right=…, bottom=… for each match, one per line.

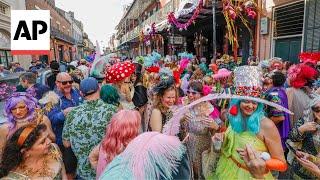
left=62, top=99, right=117, bottom=179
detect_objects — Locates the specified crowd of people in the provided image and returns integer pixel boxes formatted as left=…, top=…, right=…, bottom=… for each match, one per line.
left=0, top=52, right=320, bottom=180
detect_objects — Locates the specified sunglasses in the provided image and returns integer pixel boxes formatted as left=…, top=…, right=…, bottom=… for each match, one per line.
left=187, top=90, right=200, bottom=95
left=312, top=106, right=320, bottom=113
left=58, top=80, right=73, bottom=85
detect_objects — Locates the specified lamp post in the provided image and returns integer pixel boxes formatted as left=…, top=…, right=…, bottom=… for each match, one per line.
left=212, top=0, right=217, bottom=60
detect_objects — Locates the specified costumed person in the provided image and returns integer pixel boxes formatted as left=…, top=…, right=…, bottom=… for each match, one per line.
left=142, top=54, right=161, bottom=131
left=288, top=93, right=320, bottom=179
left=182, top=81, right=221, bottom=179
left=213, top=68, right=233, bottom=110
left=0, top=92, right=55, bottom=156
left=89, top=110, right=141, bottom=179
left=286, top=63, right=318, bottom=127
left=264, top=71, right=290, bottom=150
left=142, top=65, right=160, bottom=132
left=67, top=65, right=83, bottom=90
left=210, top=66, right=287, bottom=179
left=78, top=59, right=90, bottom=78
left=105, top=61, right=136, bottom=109
left=149, top=73, right=178, bottom=132
left=132, top=62, right=148, bottom=131
left=269, top=58, right=284, bottom=72
left=100, top=84, right=122, bottom=110
left=0, top=124, right=67, bottom=179
left=99, top=132, right=191, bottom=180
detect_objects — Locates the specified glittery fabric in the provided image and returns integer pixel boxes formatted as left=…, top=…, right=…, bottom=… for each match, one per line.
left=234, top=66, right=263, bottom=97
left=184, top=102, right=213, bottom=179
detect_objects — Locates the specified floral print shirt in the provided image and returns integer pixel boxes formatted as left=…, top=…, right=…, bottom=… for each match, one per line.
left=62, top=99, right=117, bottom=179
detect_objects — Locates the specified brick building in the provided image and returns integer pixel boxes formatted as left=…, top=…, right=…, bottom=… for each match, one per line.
left=25, top=0, right=75, bottom=64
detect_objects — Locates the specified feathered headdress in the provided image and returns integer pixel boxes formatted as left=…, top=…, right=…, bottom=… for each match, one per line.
left=135, top=56, right=144, bottom=65
left=100, top=132, right=185, bottom=180
left=287, top=63, right=317, bottom=88
left=39, top=91, right=60, bottom=113
left=162, top=93, right=293, bottom=136
left=159, top=67, right=173, bottom=79
left=178, top=52, right=193, bottom=60
left=299, top=52, right=320, bottom=65
left=163, top=66, right=293, bottom=136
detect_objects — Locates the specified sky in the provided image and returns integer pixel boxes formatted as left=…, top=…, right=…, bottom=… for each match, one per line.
left=55, top=0, right=132, bottom=49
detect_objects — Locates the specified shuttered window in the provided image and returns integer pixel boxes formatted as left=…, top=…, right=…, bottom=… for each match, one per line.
left=304, top=0, right=320, bottom=51
left=274, top=1, right=304, bottom=37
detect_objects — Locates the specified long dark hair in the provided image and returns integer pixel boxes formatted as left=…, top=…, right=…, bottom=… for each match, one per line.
left=0, top=124, right=47, bottom=178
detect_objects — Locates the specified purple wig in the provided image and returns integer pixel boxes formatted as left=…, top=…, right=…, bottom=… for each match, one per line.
left=4, top=92, right=38, bottom=130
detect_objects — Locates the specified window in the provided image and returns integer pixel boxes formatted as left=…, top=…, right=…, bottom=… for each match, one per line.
left=304, top=0, right=320, bottom=51
left=0, top=50, right=13, bottom=68
left=0, top=2, right=9, bottom=15
left=274, top=1, right=304, bottom=37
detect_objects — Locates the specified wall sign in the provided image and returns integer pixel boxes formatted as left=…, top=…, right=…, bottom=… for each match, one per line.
left=260, top=17, right=269, bottom=35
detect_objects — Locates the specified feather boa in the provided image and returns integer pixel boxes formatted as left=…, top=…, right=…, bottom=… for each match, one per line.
left=100, top=132, right=185, bottom=180
left=38, top=91, right=60, bottom=113
left=163, top=93, right=294, bottom=136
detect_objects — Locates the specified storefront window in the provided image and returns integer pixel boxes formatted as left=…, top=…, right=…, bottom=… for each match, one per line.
left=0, top=31, right=10, bottom=49
left=0, top=50, right=13, bottom=68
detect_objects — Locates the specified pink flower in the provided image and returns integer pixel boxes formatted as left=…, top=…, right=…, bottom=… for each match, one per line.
left=202, top=85, right=212, bottom=96
left=229, top=9, right=237, bottom=20
left=246, top=8, right=257, bottom=19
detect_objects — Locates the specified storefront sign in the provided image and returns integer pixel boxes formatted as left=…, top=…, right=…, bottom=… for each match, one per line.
left=169, top=36, right=184, bottom=44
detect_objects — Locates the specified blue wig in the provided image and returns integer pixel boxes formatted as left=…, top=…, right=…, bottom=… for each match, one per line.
left=227, top=99, right=265, bottom=134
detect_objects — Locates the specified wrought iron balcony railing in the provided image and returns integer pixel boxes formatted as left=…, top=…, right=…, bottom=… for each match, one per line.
left=51, top=27, right=76, bottom=44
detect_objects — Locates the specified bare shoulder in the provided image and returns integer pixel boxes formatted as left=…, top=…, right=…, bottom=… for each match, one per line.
left=151, top=108, right=161, bottom=115
left=260, top=117, right=277, bottom=131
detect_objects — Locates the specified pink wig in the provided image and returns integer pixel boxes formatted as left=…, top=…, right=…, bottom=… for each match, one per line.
left=102, top=110, right=141, bottom=165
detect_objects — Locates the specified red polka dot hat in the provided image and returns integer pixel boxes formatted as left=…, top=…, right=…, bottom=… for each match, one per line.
left=105, top=61, right=135, bottom=83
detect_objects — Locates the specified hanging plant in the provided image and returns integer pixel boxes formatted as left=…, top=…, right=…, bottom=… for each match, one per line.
left=167, top=0, right=203, bottom=31
left=222, top=0, right=259, bottom=47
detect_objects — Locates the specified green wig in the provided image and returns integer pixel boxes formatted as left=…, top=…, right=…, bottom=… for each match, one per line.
left=100, top=85, right=120, bottom=106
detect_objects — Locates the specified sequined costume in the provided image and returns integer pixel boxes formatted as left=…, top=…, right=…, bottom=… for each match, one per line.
left=3, top=144, right=63, bottom=180
left=184, top=102, right=215, bottom=179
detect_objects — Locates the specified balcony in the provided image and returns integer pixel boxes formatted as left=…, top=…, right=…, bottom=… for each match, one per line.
left=119, top=0, right=176, bottom=45
left=51, top=27, right=76, bottom=44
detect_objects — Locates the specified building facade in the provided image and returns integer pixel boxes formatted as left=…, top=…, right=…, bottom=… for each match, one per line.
left=83, top=32, right=94, bottom=57
left=64, top=10, right=84, bottom=60
left=0, top=0, right=32, bottom=69
left=26, top=0, right=75, bottom=64
left=116, top=0, right=256, bottom=63
left=256, top=0, right=320, bottom=63
left=256, top=0, right=305, bottom=63
left=115, top=0, right=178, bottom=57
